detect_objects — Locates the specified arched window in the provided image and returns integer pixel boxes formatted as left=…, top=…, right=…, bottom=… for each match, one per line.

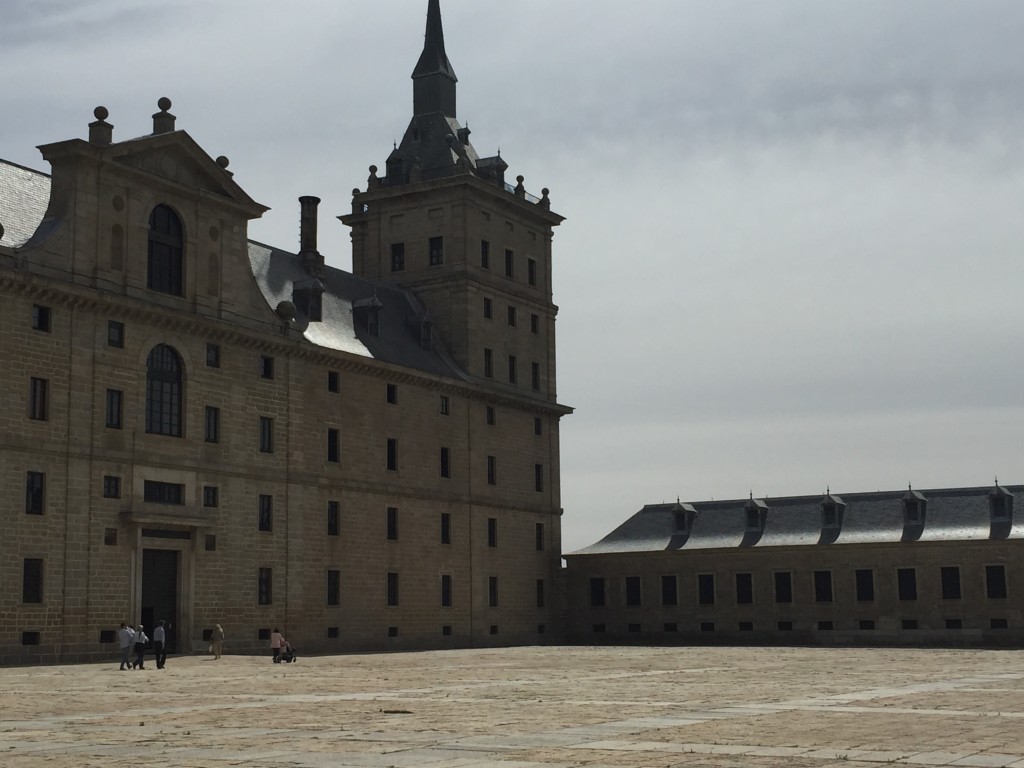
left=148, top=205, right=184, bottom=296
left=146, top=344, right=183, bottom=437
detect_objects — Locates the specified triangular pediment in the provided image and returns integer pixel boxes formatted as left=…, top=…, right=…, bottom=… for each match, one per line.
left=110, top=131, right=267, bottom=217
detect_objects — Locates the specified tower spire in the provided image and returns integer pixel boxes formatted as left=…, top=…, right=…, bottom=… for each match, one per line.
left=412, top=0, right=458, bottom=117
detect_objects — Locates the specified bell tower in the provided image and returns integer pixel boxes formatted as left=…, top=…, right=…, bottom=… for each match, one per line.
left=342, top=0, right=565, bottom=405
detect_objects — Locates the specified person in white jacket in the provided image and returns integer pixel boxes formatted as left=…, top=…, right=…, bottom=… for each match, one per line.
left=117, top=623, right=135, bottom=671
left=132, top=625, right=149, bottom=670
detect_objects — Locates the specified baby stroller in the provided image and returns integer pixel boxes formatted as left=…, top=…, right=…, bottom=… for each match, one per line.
left=274, top=642, right=297, bottom=663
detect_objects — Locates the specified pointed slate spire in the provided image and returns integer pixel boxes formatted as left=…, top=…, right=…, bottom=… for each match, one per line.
left=413, top=0, right=458, bottom=118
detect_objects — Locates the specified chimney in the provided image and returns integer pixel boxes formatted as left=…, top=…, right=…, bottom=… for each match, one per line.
left=89, top=106, right=113, bottom=146
left=152, top=97, right=176, bottom=134
left=299, top=196, right=324, bottom=275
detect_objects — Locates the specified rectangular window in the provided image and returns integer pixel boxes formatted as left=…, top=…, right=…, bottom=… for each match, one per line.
left=698, top=573, right=715, bottom=605
left=488, top=576, right=498, bottom=607
left=774, top=572, right=792, bottom=603
left=508, top=355, right=517, bottom=384
left=531, top=362, right=541, bottom=391
left=946, top=618, right=963, bottom=630
left=661, top=574, right=678, bottom=606
left=535, top=522, right=545, bottom=551
left=992, top=618, right=1009, bottom=629
left=105, top=389, right=123, bottom=429
left=440, top=446, right=450, bottom=478
left=258, top=494, right=273, bottom=531
left=487, top=517, right=498, bottom=548
left=814, top=570, right=833, bottom=602
left=327, top=428, right=340, bottom=463
left=206, top=343, right=221, bottom=368
left=507, top=306, right=517, bottom=327
left=390, top=242, right=405, bottom=272
left=26, top=471, right=45, bottom=514
left=327, top=500, right=340, bottom=536
left=486, top=406, right=496, bottom=425
left=23, top=559, right=43, bottom=604
left=387, top=572, right=399, bottom=606
left=941, top=566, right=962, bottom=600
left=527, top=258, right=537, bottom=286
left=483, top=348, right=493, bottom=378
left=859, top=619, right=876, bottom=630
left=429, top=236, right=444, bottom=266
left=590, top=577, right=606, bottom=607
left=259, top=355, right=274, bottom=379
left=537, top=578, right=545, bottom=608
left=480, top=240, right=490, bottom=269
left=386, top=506, right=398, bottom=540
left=203, top=485, right=219, bottom=508
left=505, top=249, right=514, bottom=277
left=386, top=383, right=398, bottom=404
left=986, top=565, right=1008, bottom=599
left=386, top=438, right=398, bottom=471
left=735, top=573, right=754, bottom=605
left=439, top=395, right=450, bottom=415
left=625, top=576, right=642, bottom=607
left=534, top=417, right=543, bottom=436
left=487, top=455, right=496, bottom=485
left=440, top=512, right=451, bottom=544
left=32, top=304, right=51, bottom=332
left=204, top=406, right=220, bottom=443
left=534, top=463, right=544, bottom=492
left=898, top=568, right=917, bottom=601
left=817, top=621, right=834, bottom=631
left=259, top=416, right=274, bottom=453
left=29, top=377, right=49, bottom=421
left=258, top=567, right=272, bottom=605
left=105, top=320, right=124, bottom=348
left=530, top=313, right=539, bottom=334
left=327, top=569, right=340, bottom=606
left=483, top=297, right=492, bottom=319
left=144, top=481, right=184, bottom=505
left=441, top=574, right=453, bottom=607
left=327, top=370, right=340, bottom=393
left=855, top=569, right=875, bottom=601
left=103, top=475, right=121, bottom=499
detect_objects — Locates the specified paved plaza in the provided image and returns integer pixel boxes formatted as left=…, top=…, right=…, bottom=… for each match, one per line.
left=3, top=645, right=1024, bottom=767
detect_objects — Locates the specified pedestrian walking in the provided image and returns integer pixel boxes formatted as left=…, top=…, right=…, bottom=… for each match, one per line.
left=270, top=628, right=287, bottom=662
left=210, top=624, right=225, bottom=660
left=117, top=622, right=135, bottom=671
left=153, top=620, right=167, bottom=669
left=132, top=624, right=149, bottom=669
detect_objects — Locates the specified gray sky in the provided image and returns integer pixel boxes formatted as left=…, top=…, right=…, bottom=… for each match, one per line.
left=3, top=0, right=1023, bottom=553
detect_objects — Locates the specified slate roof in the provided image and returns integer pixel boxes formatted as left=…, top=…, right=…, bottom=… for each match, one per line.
left=0, top=160, right=50, bottom=248
left=569, top=485, right=1024, bottom=556
left=248, top=241, right=468, bottom=378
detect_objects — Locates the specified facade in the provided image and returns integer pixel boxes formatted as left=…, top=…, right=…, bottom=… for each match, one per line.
left=565, top=485, right=1022, bottom=646
left=0, top=0, right=569, bottom=664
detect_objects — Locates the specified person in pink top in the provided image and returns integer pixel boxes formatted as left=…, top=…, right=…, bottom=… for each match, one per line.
left=270, top=628, right=286, bottom=662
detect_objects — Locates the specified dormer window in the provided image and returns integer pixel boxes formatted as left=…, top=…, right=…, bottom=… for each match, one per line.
left=353, top=297, right=382, bottom=337
left=820, top=493, right=845, bottom=530
left=745, top=498, right=767, bottom=532
left=671, top=503, right=696, bottom=536
left=293, top=279, right=325, bottom=323
left=990, top=486, right=1014, bottom=523
left=902, top=490, right=927, bottom=526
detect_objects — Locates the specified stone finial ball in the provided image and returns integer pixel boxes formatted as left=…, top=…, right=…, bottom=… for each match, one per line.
left=94, top=106, right=109, bottom=121
left=352, top=188, right=360, bottom=196
left=216, top=156, right=230, bottom=169
left=157, top=97, right=172, bottom=112
left=542, top=188, right=550, bottom=196
left=517, top=175, right=525, bottom=183
left=445, top=134, right=456, bottom=144
left=369, top=165, right=378, bottom=174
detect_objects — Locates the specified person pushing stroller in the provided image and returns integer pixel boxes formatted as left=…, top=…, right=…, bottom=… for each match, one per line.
left=270, top=628, right=296, bottom=662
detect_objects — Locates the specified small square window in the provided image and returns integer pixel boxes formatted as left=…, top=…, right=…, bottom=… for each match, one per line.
left=206, top=343, right=221, bottom=368
left=489, top=624, right=498, bottom=635
left=386, top=383, right=398, bottom=404
left=107, top=320, right=124, bottom=348
left=439, top=395, right=450, bottom=415
left=203, top=485, right=219, bottom=508
left=859, top=619, right=876, bottom=630
left=442, top=624, right=453, bottom=636
left=388, top=626, right=399, bottom=637
left=327, top=371, right=340, bottom=393
left=327, top=626, right=340, bottom=639
left=259, top=355, right=274, bottom=379
left=700, top=622, right=715, bottom=632
left=258, top=628, right=271, bottom=641
left=99, top=629, right=116, bottom=643
left=21, top=631, right=41, bottom=646
left=103, top=475, right=121, bottom=499
left=32, top=304, right=51, bottom=332
left=104, top=528, right=117, bottom=546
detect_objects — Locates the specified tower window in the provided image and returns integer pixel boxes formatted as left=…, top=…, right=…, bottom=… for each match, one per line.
left=527, top=258, right=537, bottom=286
left=258, top=494, right=273, bottom=531
left=25, top=471, right=45, bottom=514
left=507, top=306, right=517, bottom=327
left=483, top=348, right=493, bottom=378
left=487, top=455, right=497, bottom=485
left=390, top=242, right=405, bottom=272
left=29, top=377, right=49, bottom=421
left=483, top=297, right=492, bottom=319
left=205, top=406, right=220, bottom=443
left=327, top=500, right=340, bottom=536
left=429, top=236, right=444, bottom=266
left=107, top=320, right=124, bottom=348
left=259, top=416, right=274, bottom=453
left=507, top=355, right=517, bottom=384
left=480, top=240, right=490, bottom=269
left=105, top=389, right=123, bottom=429
left=147, top=204, right=184, bottom=297
left=145, top=345, right=183, bottom=436
left=31, top=304, right=51, bottom=332
left=386, top=438, right=398, bottom=471
left=440, top=447, right=451, bottom=478
left=504, top=249, right=514, bottom=277
left=258, top=567, right=273, bottom=605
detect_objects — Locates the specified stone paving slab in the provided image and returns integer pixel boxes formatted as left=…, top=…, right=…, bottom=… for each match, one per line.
left=2, top=646, right=1024, bottom=767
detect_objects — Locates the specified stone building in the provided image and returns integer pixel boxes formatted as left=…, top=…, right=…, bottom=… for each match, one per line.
left=565, top=485, right=1022, bottom=646
left=0, top=0, right=569, bottom=664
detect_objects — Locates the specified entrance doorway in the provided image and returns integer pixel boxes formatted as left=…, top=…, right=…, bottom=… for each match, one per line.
left=141, top=549, right=179, bottom=652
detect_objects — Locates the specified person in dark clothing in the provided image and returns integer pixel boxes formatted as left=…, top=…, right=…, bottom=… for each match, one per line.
left=132, top=624, right=149, bottom=669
